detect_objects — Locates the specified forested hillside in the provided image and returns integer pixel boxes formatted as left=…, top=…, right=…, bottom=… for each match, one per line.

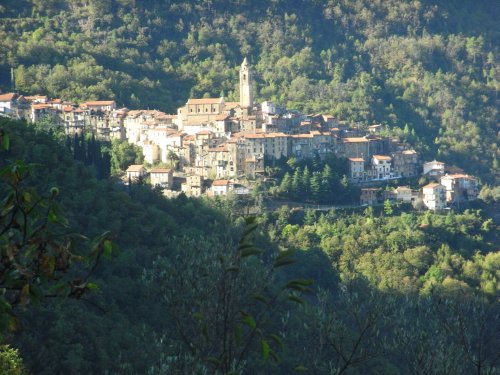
left=1, top=118, right=499, bottom=374
left=0, top=0, right=499, bottom=182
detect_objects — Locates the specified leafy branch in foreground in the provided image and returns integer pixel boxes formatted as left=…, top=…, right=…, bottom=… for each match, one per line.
left=0, top=130, right=113, bottom=334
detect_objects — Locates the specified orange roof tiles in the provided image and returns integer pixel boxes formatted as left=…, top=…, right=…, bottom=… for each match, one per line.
left=83, top=100, right=115, bottom=106
left=423, top=183, right=442, bottom=189
left=126, top=165, right=144, bottom=172
left=224, top=101, right=240, bottom=109
left=187, top=98, right=223, bottom=105
left=212, top=179, right=231, bottom=186
left=196, top=130, right=213, bottom=135
left=373, top=155, right=391, bottom=161
left=349, top=158, right=364, bottom=162
left=0, top=93, right=17, bottom=101
left=150, top=168, right=172, bottom=173
left=343, top=137, right=369, bottom=143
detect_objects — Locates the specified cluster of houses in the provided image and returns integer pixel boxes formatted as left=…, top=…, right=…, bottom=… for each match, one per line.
left=360, top=160, right=479, bottom=211
left=0, top=58, right=480, bottom=209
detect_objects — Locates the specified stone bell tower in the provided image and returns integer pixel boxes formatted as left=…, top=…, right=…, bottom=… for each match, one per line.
left=239, top=57, right=253, bottom=109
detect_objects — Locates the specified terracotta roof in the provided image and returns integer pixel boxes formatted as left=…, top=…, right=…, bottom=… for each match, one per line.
left=349, top=158, right=364, bottom=162
left=373, top=155, right=391, bottom=161
left=82, top=100, right=115, bottom=106
left=63, top=106, right=73, bottom=112
left=441, top=174, right=474, bottom=180
left=25, top=95, right=48, bottom=101
left=150, top=168, right=172, bottom=173
left=212, top=179, right=231, bottom=186
left=224, top=101, right=240, bottom=109
left=196, top=130, right=213, bottom=135
left=402, top=150, right=417, bottom=155
left=215, top=114, right=229, bottom=121
left=32, top=104, right=52, bottom=109
left=126, top=165, right=144, bottom=172
left=423, top=183, right=442, bottom=189
left=343, top=137, right=369, bottom=143
left=0, top=93, right=17, bottom=101
left=187, top=98, right=223, bottom=105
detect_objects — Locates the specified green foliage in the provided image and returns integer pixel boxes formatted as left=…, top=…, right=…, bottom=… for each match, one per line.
left=109, top=139, right=143, bottom=174
left=0, top=0, right=497, bottom=181
left=0, top=345, right=26, bottom=375
left=272, top=156, right=358, bottom=204
left=143, top=217, right=308, bottom=374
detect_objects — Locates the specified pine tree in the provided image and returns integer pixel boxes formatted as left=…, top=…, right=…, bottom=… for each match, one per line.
left=280, top=172, right=292, bottom=195
left=321, top=164, right=334, bottom=202
left=302, top=166, right=310, bottom=198
left=310, top=173, right=321, bottom=203
left=291, top=167, right=302, bottom=200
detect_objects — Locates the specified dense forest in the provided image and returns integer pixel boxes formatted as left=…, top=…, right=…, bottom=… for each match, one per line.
left=0, top=117, right=498, bottom=373
left=0, top=1, right=499, bottom=373
left=0, top=0, right=498, bottom=182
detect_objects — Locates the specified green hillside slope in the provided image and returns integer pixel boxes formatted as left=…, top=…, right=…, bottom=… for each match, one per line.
left=0, top=0, right=498, bottom=182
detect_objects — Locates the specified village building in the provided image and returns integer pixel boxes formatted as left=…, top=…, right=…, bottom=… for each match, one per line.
left=392, top=150, right=419, bottom=178
left=372, top=155, right=392, bottom=180
left=210, top=179, right=234, bottom=196
left=422, top=183, right=446, bottom=211
left=0, top=93, right=30, bottom=118
left=126, top=165, right=146, bottom=181
left=339, top=137, right=370, bottom=159
left=393, top=186, right=414, bottom=203
left=181, top=175, right=204, bottom=196
left=360, top=188, right=379, bottom=205
left=348, top=157, right=365, bottom=182
left=31, top=103, right=61, bottom=124
left=423, top=160, right=445, bottom=179
left=149, top=168, right=173, bottom=189
left=440, top=174, right=479, bottom=203
left=80, top=100, right=116, bottom=112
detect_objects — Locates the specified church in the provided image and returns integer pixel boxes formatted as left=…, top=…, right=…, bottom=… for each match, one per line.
left=176, top=58, right=257, bottom=135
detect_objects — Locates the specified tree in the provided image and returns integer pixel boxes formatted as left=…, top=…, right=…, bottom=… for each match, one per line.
left=383, top=199, right=393, bottom=215
left=0, top=130, right=112, bottom=333
left=0, top=345, right=26, bottom=375
left=144, top=217, right=311, bottom=374
left=110, top=139, right=143, bottom=174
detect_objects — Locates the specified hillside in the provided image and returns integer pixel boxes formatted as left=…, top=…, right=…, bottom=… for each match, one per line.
left=0, top=0, right=498, bottom=182
left=1, top=118, right=499, bottom=374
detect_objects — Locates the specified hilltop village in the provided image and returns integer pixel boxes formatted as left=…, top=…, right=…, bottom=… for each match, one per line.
left=0, top=59, right=478, bottom=211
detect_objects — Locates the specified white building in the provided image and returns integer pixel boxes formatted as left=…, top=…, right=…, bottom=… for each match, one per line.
left=210, top=179, right=234, bottom=196
left=423, top=160, right=445, bottom=178
left=372, top=155, right=392, bottom=179
left=348, top=157, right=365, bottom=182
left=126, top=165, right=146, bottom=181
left=422, top=183, right=446, bottom=211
